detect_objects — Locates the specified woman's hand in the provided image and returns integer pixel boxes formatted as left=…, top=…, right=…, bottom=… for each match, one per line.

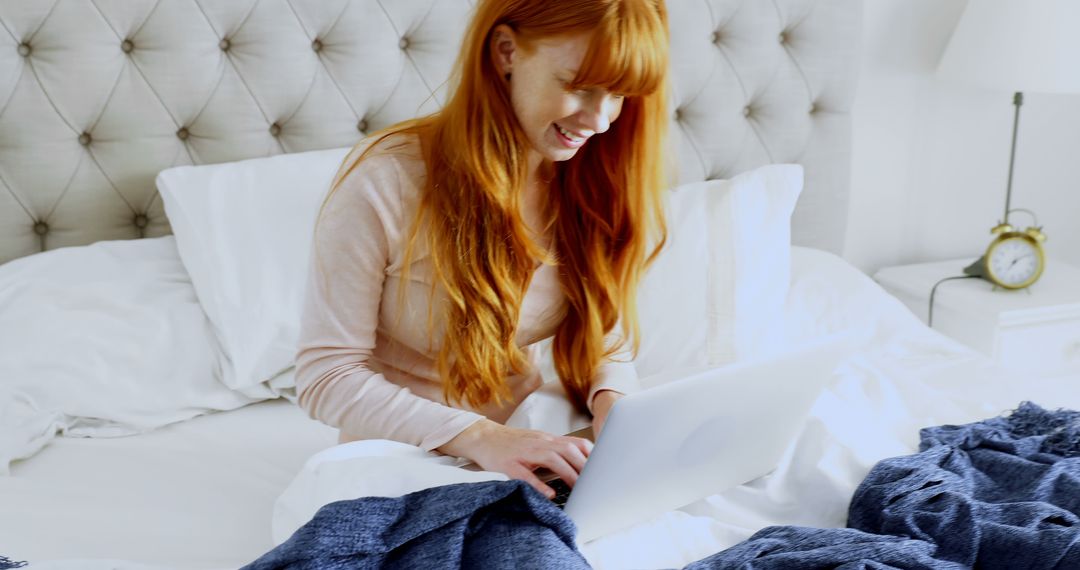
left=437, top=419, right=593, bottom=499
left=590, top=390, right=623, bottom=438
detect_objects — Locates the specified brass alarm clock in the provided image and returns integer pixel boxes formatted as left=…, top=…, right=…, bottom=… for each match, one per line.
left=963, top=220, right=1047, bottom=290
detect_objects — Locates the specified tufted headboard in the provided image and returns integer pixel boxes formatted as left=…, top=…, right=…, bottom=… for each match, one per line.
left=0, top=0, right=859, bottom=265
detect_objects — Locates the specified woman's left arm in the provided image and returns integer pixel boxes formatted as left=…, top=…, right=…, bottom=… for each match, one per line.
left=590, top=389, right=623, bottom=436
left=587, top=330, right=639, bottom=436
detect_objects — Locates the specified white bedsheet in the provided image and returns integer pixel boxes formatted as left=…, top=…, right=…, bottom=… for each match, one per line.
left=0, top=393, right=338, bottom=569
left=4, top=247, right=1078, bottom=569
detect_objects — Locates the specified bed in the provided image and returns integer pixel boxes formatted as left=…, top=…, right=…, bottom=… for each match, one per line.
left=3, top=1, right=1076, bottom=569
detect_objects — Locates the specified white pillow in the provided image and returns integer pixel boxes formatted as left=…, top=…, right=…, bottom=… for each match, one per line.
left=0, top=236, right=267, bottom=475
left=157, top=147, right=351, bottom=395
left=633, top=164, right=804, bottom=382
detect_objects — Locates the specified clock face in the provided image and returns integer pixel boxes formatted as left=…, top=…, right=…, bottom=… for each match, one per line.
left=987, top=236, right=1042, bottom=288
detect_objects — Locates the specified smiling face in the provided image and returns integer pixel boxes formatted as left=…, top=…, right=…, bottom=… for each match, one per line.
left=491, top=27, right=625, bottom=166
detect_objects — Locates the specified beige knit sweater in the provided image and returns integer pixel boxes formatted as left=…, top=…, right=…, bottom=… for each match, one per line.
left=294, top=134, right=639, bottom=452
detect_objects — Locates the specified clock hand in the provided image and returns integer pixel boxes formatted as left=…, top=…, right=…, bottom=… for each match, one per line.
left=1010, top=253, right=1035, bottom=268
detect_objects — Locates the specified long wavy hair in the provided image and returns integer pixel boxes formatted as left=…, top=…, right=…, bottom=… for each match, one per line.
left=317, top=0, right=670, bottom=414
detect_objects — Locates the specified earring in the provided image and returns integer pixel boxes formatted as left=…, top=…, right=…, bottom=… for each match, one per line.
left=504, top=72, right=511, bottom=82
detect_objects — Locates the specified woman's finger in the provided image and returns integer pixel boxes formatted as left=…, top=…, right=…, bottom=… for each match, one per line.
left=569, top=436, right=593, bottom=458
left=537, top=451, right=579, bottom=487
left=556, top=439, right=589, bottom=474
left=504, top=463, right=555, bottom=499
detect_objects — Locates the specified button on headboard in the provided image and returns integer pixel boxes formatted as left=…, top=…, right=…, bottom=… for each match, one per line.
left=0, top=0, right=859, bottom=265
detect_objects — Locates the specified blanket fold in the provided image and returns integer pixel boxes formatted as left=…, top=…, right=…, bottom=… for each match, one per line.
left=0, top=555, right=27, bottom=569
left=850, top=401, right=1080, bottom=568
left=241, top=480, right=590, bottom=570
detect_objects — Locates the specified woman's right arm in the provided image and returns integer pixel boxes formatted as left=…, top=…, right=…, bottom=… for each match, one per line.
left=294, top=149, right=590, bottom=497
left=295, top=150, right=484, bottom=452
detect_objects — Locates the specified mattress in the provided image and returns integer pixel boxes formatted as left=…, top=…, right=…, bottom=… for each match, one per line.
left=0, top=397, right=338, bottom=569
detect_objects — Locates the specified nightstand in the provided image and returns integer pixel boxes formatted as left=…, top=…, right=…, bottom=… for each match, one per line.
left=874, top=259, right=1080, bottom=378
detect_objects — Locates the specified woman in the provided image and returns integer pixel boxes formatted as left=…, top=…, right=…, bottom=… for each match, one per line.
left=295, top=0, right=670, bottom=500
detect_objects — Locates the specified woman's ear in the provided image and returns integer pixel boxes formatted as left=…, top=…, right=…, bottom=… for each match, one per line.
left=490, top=24, right=516, bottom=77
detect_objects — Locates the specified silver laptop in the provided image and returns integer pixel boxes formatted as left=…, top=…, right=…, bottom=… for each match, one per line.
left=542, top=333, right=859, bottom=543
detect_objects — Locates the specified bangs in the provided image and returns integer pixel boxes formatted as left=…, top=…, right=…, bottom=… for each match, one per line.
left=570, top=0, right=668, bottom=97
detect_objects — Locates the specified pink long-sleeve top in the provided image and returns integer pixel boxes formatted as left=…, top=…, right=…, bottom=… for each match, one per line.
left=294, top=134, right=640, bottom=452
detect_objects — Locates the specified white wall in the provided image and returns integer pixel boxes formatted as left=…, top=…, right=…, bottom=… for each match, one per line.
left=844, top=0, right=1080, bottom=275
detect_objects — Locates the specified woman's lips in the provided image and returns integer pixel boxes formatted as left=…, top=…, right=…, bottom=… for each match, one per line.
left=554, top=123, right=586, bottom=149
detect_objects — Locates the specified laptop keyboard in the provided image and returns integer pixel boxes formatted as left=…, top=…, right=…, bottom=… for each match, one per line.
left=548, top=478, right=572, bottom=509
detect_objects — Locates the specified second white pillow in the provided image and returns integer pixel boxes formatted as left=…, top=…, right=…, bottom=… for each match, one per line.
left=705, top=163, right=804, bottom=364
left=634, top=164, right=803, bottom=383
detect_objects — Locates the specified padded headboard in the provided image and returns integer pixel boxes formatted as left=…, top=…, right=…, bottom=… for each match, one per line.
left=0, top=0, right=859, bottom=265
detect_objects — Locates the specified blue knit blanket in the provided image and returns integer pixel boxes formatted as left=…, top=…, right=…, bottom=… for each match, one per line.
left=237, top=402, right=1080, bottom=569
left=687, top=401, right=1080, bottom=569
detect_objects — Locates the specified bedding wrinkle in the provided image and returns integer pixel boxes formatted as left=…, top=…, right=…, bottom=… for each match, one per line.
left=294, top=134, right=638, bottom=454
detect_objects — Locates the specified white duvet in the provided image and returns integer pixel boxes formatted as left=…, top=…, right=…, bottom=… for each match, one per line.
left=265, top=247, right=1074, bottom=570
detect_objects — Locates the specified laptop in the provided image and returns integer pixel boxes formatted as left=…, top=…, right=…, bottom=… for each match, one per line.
left=535, top=332, right=858, bottom=543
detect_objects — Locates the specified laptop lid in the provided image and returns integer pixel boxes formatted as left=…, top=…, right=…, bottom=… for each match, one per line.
left=564, top=332, right=858, bottom=543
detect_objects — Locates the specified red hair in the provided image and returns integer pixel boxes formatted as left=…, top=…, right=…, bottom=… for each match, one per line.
left=319, top=0, right=670, bottom=414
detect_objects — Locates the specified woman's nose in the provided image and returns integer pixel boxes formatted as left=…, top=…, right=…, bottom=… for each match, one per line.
left=579, top=94, right=618, bottom=134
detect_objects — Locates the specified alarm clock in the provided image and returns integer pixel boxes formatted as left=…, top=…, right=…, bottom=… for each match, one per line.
left=963, top=222, right=1047, bottom=290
